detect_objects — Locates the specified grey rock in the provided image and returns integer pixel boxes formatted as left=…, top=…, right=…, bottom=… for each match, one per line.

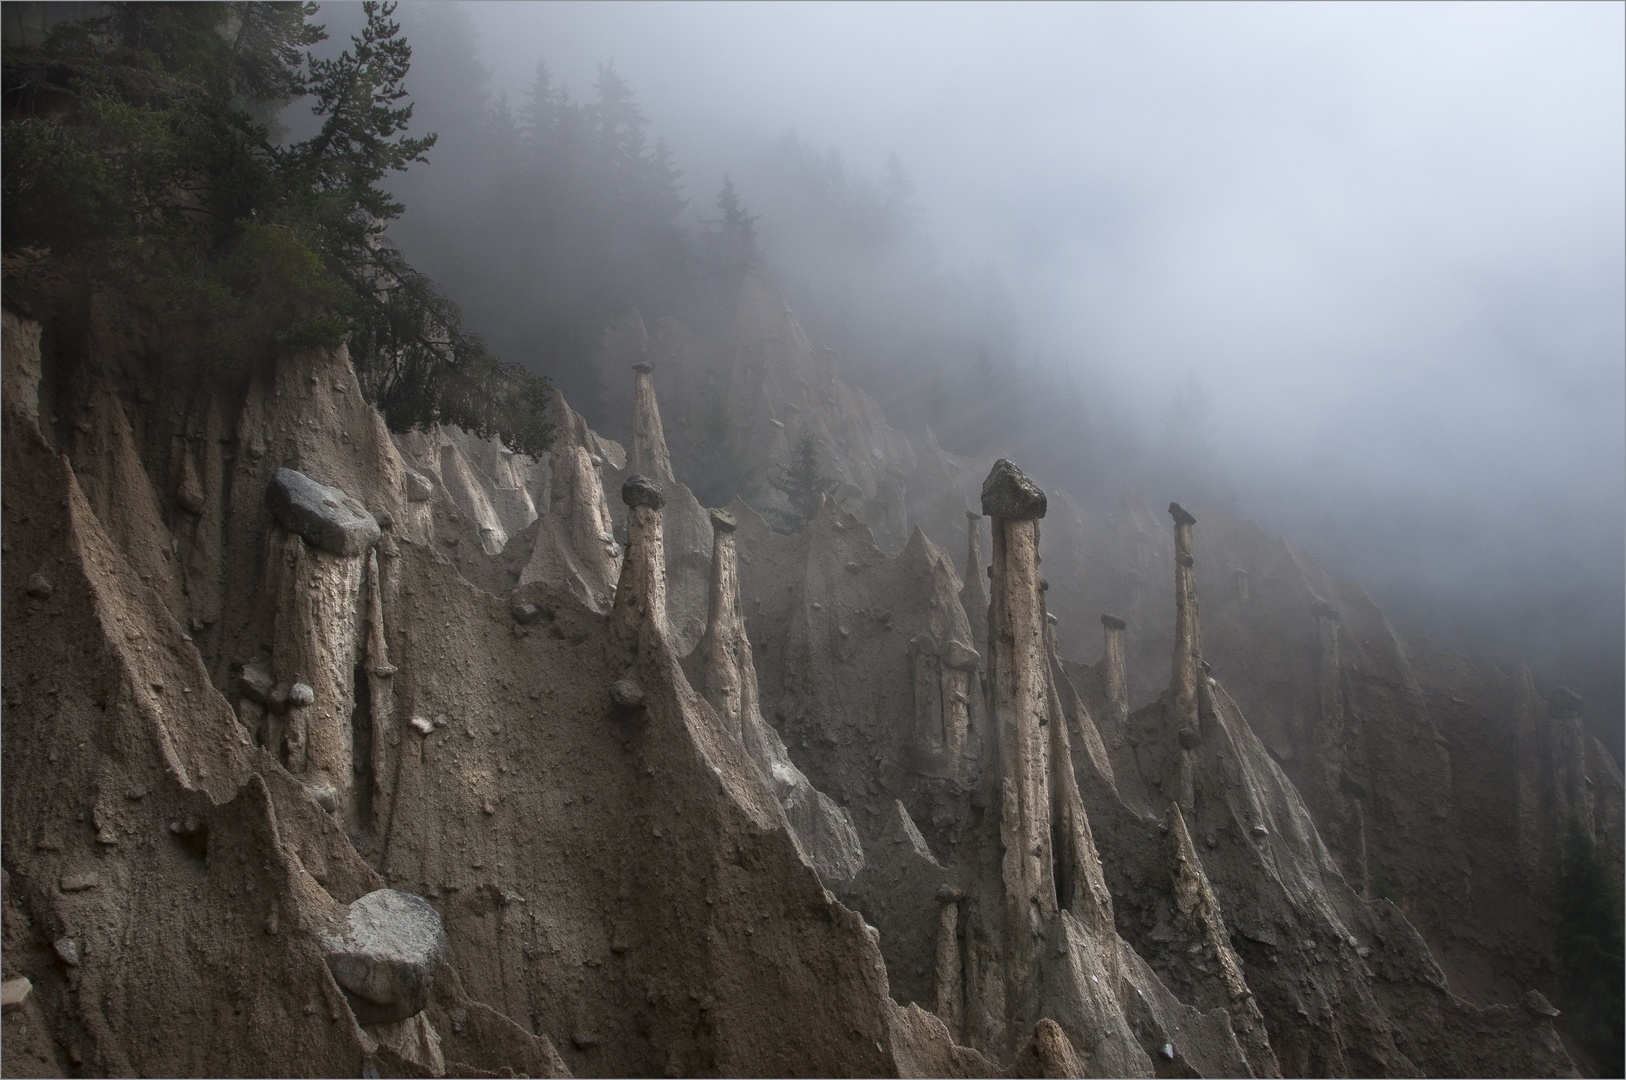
left=609, top=679, right=646, bottom=710
left=621, top=474, right=665, bottom=510
left=25, top=574, right=52, bottom=599
left=307, top=782, right=338, bottom=813
left=53, top=937, right=79, bottom=967
left=1, top=976, right=32, bottom=1012
left=942, top=640, right=981, bottom=671
left=1178, top=726, right=1201, bottom=751
left=288, top=682, right=315, bottom=707
left=631, top=361, right=654, bottom=374
left=372, top=509, right=393, bottom=530
left=317, top=889, right=448, bottom=1024
left=238, top=660, right=273, bottom=704
left=980, top=459, right=1047, bottom=519
left=404, top=469, right=435, bottom=502
left=1168, top=502, right=1197, bottom=526
left=1311, top=599, right=1341, bottom=621
left=511, top=603, right=541, bottom=625
left=59, top=871, right=99, bottom=893
left=708, top=508, right=737, bottom=533
left=1100, top=613, right=1126, bottom=630
left=265, top=469, right=380, bottom=557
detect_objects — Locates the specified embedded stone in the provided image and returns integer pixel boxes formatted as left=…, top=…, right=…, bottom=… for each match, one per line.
left=404, top=469, right=435, bottom=502
left=1168, top=502, right=1196, bottom=526
left=265, top=469, right=380, bottom=556
left=25, top=574, right=52, bottom=599
left=0, top=976, right=31, bottom=1012
left=621, top=474, right=665, bottom=510
left=288, top=682, right=315, bottom=707
left=237, top=659, right=273, bottom=704
left=59, top=871, right=100, bottom=893
left=609, top=679, right=646, bottom=710
left=1178, top=726, right=1201, bottom=751
left=317, top=889, right=448, bottom=1025
left=409, top=716, right=434, bottom=737
left=980, top=459, right=1047, bottom=519
left=511, top=603, right=541, bottom=625
left=53, top=937, right=79, bottom=967
left=1101, top=613, right=1126, bottom=630
left=942, top=640, right=981, bottom=671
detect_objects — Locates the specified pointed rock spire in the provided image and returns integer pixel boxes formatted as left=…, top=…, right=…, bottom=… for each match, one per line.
left=684, top=505, right=864, bottom=884
left=960, top=510, right=989, bottom=660
left=1097, top=613, right=1129, bottom=741
left=612, top=474, right=668, bottom=644
left=630, top=361, right=675, bottom=487
left=1168, top=502, right=1201, bottom=726
left=697, top=507, right=751, bottom=741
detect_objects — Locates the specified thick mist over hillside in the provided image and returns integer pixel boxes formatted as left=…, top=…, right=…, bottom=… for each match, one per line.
left=304, top=1, right=1622, bottom=759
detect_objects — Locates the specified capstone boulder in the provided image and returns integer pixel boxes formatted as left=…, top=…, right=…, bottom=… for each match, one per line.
left=265, top=468, right=381, bottom=557
left=316, top=889, right=448, bottom=1025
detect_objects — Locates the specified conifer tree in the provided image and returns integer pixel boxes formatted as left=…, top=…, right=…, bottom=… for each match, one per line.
left=771, top=428, right=839, bottom=531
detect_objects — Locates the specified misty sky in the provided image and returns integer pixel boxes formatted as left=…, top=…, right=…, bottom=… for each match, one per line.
left=402, top=1, right=1622, bottom=703
left=455, top=2, right=1623, bottom=512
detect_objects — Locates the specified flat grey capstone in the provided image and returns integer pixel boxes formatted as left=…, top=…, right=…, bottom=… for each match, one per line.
left=1100, top=613, right=1127, bottom=631
left=317, top=889, right=448, bottom=1024
left=1168, top=502, right=1197, bottom=527
left=621, top=474, right=665, bottom=510
left=980, top=459, right=1047, bottom=520
left=265, top=469, right=380, bottom=557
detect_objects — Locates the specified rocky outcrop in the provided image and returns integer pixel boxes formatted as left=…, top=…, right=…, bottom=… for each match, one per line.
left=682, top=507, right=864, bottom=884
left=1050, top=488, right=1620, bottom=1017
left=1067, top=499, right=1577, bottom=1077
left=317, top=888, right=449, bottom=1025
left=590, top=269, right=979, bottom=557
left=1, top=265, right=1607, bottom=1079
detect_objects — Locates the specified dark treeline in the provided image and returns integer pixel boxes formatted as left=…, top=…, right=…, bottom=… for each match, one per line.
left=3, top=1, right=554, bottom=453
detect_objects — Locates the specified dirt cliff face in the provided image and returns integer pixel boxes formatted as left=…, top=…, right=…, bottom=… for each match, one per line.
left=0, top=275, right=1606, bottom=1079
left=1050, top=489, right=1623, bottom=1021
